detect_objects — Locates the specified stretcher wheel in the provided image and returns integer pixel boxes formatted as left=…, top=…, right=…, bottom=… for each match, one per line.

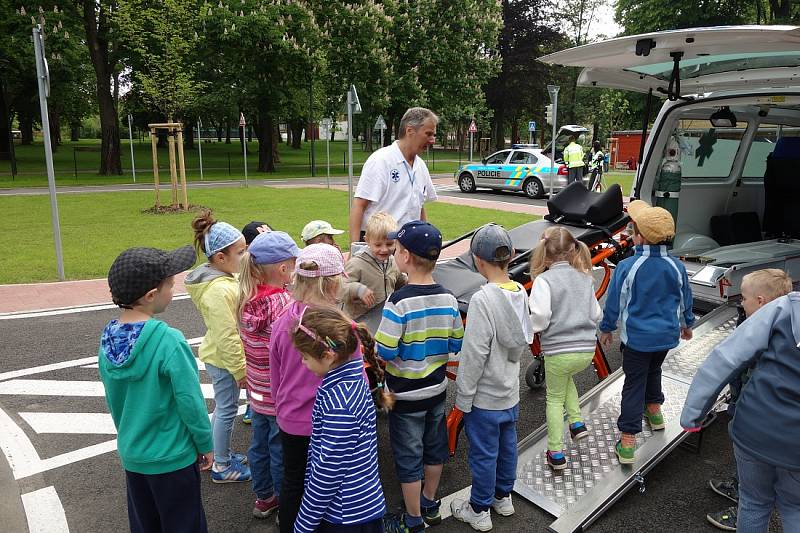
left=525, top=357, right=545, bottom=389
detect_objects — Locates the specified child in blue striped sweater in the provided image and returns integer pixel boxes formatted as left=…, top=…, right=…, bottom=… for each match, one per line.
left=291, top=306, right=392, bottom=533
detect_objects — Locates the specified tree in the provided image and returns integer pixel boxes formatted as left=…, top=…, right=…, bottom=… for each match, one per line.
left=76, top=0, right=123, bottom=174
left=486, top=0, right=569, bottom=149
left=615, top=0, right=755, bottom=35
left=116, top=0, right=205, bottom=122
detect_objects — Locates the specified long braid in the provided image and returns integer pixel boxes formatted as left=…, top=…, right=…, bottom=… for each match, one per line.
left=355, top=323, right=395, bottom=411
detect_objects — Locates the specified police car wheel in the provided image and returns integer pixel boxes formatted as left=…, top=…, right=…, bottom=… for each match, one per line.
left=458, top=173, right=477, bottom=193
left=523, top=177, right=544, bottom=199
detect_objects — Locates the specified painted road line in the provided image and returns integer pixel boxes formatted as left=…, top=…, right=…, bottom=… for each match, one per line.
left=0, top=379, right=244, bottom=400
left=21, top=486, right=69, bottom=533
left=0, top=357, right=96, bottom=382
left=0, top=294, right=191, bottom=320
left=438, top=485, right=472, bottom=521
left=19, top=412, right=117, bottom=435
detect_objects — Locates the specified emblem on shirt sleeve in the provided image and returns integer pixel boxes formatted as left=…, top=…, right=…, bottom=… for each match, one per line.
left=390, top=169, right=400, bottom=183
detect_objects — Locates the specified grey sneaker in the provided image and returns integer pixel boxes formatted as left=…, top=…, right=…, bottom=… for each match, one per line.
left=451, top=499, right=492, bottom=532
left=707, top=506, right=737, bottom=531
left=491, top=495, right=514, bottom=517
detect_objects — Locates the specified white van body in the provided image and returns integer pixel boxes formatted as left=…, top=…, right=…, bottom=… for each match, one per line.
left=541, top=26, right=800, bottom=308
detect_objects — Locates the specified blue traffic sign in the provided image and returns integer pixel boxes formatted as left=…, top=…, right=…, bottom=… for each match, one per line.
left=528, top=120, right=536, bottom=132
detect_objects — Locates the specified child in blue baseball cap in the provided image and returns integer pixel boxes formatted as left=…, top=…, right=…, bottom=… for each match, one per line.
left=236, top=231, right=301, bottom=519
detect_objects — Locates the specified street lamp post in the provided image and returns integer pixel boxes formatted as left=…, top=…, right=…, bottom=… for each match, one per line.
left=547, top=84, right=560, bottom=197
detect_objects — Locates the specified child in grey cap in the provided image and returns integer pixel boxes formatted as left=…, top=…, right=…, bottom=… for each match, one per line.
left=451, top=223, right=533, bottom=531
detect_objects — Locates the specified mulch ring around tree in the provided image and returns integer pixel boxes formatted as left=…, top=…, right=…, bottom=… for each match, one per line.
left=141, top=204, right=209, bottom=215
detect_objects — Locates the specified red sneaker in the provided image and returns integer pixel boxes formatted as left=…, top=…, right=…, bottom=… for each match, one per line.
left=253, top=495, right=279, bottom=519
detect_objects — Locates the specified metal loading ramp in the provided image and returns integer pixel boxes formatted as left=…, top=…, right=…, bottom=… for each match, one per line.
left=514, top=304, right=740, bottom=533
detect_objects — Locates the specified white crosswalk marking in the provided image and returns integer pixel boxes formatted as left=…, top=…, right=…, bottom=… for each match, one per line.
left=20, top=412, right=118, bottom=435
left=0, top=379, right=243, bottom=400
left=21, top=486, right=70, bottom=533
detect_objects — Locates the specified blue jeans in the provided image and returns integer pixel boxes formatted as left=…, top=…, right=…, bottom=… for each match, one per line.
left=464, top=405, right=519, bottom=511
left=205, top=363, right=240, bottom=465
left=735, top=444, right=800, bottom=532
left=248, top=412, right=283, bottom=500
left=617, top=345, right=668, bottom=435
left=388, top=401, right=449, bottom=483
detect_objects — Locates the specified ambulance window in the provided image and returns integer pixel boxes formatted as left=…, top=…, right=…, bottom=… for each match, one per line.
left=743, top=126, right=800, bottom=179
left=485, top=151, right=509, bottom=165
left=509, top=151, right=536, bottom=165
left=675, top=121, right=746, bottom=179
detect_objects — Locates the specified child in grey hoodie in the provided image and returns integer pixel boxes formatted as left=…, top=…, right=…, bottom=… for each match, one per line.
left=452, top=224, right=533, bottom=532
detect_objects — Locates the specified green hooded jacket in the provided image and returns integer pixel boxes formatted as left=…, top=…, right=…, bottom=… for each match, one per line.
left=99, top=319, right=213, bottom=474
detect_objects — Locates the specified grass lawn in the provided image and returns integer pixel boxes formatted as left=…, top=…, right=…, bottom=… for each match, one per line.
left=0, top=186, right=536, bottom=284
left=0, top=139, right=470, bottom=187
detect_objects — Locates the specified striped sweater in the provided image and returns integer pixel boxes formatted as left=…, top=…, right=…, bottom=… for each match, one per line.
left=239, top=285, right=292, bottom=416
left=294, top=358, right=385, bottom=533
left=375, top=284, right=464, bottom=413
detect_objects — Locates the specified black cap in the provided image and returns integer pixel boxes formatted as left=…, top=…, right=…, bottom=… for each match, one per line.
left=242, top=221, right=273, bottom=245
left=108, top=245, right=196, bottom=307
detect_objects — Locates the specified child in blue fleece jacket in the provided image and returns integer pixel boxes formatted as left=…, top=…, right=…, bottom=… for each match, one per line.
left=599, top=200, right=694, bottom=464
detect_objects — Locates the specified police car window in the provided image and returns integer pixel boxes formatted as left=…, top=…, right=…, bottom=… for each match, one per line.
left=674, top=120, right=746, bottom=179
left=509, top=151, right=536, bottom=165
left=743, top=125, right=800, bottom=179
left=485, top=152, right=509, bottom=165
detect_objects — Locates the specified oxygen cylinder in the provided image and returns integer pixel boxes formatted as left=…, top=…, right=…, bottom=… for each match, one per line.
left=655, top=134, right=682, bottom=222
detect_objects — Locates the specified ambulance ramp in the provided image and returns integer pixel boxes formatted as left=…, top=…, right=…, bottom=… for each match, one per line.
left=514, top=304, right=739, bottom=533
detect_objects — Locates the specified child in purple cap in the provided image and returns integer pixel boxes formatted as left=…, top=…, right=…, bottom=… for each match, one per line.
left=268, top=243, right=347, bottom=533
left=186, top=210, right=251, bottom=483
left=237, top=231, right=301, bottom=519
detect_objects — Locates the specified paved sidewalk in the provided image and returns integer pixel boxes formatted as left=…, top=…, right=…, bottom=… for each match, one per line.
left=0, top=182, right=548, bottom=314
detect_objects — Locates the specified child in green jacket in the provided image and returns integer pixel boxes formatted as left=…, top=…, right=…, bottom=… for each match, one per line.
left=100, top=245, right=213, bottom=533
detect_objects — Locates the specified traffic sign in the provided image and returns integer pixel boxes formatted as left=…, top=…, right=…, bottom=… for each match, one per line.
left=239, top=112, right=246, bottom=127
left=468, top=120, right=477, bottom=133
left=374, top=115, right=387, bottom=130
left=528, top=120, right=536, bottom=132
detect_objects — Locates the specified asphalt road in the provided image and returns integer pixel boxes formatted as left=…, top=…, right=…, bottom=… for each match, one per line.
left=1, top=295, right=784, bottom=533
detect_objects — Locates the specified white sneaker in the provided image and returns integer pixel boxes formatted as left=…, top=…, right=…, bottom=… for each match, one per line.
left=451, top=499, right=492, bottom=531
left=491, top=495, right=515, bottom=516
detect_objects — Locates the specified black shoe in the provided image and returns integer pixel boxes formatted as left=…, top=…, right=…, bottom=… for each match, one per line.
left=707, top=506, right=737, bottom=531
left=709, top=478, right=739, bottom=504
left=421, top=499, right=441, bottom=526
left=569, top=422, right=589, bottom=441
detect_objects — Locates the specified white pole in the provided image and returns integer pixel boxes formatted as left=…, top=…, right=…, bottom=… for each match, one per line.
left=469, top=131, right=473, bottom=161
left=127, top=114, right=136, bottom=182
left=33, top=26, right=64, bottom=280
left=551, top=98, right=558, bottom=196
left=347, top=90, right=353, bottom=211
left=326, top=120, right=331, bottom=189
left=243, top=123, right=248, bottom=188
left=380, top=126, right=384, bottom=148
left=197, top=119, right=204, bottom=181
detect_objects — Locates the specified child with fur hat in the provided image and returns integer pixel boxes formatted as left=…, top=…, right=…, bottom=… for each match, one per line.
left=599, top=200, right=695, bottom=464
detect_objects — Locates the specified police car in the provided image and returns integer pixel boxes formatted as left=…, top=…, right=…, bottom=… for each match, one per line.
left=454, top=126, right=589, bottom=198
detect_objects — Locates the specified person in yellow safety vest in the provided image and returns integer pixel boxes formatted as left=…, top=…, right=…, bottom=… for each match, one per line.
left=563, top=134, right=585, bottom=186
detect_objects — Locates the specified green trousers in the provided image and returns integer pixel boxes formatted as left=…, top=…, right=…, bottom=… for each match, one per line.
left=545, top=351, right=595, bottom=451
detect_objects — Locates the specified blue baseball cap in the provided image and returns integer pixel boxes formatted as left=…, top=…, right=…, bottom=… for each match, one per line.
left=248, top=231, right=300, bottom=264
left=388, top=220, right=442, bottom=260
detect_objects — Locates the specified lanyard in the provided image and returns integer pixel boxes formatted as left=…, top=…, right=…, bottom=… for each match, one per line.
left=401, top=160, right=415, bottom=188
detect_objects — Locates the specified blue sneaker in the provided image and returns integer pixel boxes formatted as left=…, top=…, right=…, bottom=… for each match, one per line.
left=211, top=460, right=251, bottom=483
left=231, top=452, right=248, bottom=465
left=383, top=513, right=425, bottom=533
left=243, top=404, right=252, bottom=425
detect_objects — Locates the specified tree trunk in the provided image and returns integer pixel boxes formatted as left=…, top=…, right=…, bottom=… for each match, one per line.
left=272, top=123, right=281, bottom=163
left=769, top=0, right=792, bottom=22
left=49, top=109, right=61, bottom=152
left=19, top=112, right=33, bottom=145
left=247, top=125, right=252, bottom=143
left=510, top=120, right=519, bottom=146
left=82, top=0, right=122, bottom=174
left=184, top=120, right=194, bottom=149
left=157, top=130, right=168, bottom=148
left=0, top=78, right=10, bottom=159
left=225, top=119, right=231, bottom=144
left=70, top=122, right=81, bottom=141
left=493, top=107, right=505, bottom=150
left=365, top=121, right=373, bottom=152
left=257, top=104, right=275, bottom=172
left=216, top=124, right=222, bottom=142
left=290, top=119, right=303, bottom=149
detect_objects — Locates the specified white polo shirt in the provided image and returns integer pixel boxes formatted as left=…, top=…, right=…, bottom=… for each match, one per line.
left=354, top=141, right=437, bottom=231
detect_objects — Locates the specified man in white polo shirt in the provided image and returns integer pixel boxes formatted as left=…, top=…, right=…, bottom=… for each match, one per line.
left=348, top=107, right=438, bottom=244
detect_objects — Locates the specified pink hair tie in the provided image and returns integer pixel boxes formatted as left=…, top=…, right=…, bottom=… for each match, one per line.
left=351, top=321, right=357, bottom=331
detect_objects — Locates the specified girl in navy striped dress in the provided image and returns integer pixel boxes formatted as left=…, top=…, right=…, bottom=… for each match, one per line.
left=291, top=307, right=393, bottom=533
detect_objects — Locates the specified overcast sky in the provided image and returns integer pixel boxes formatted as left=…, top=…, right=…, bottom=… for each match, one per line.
left=589, top=1, right=622, bottom=40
